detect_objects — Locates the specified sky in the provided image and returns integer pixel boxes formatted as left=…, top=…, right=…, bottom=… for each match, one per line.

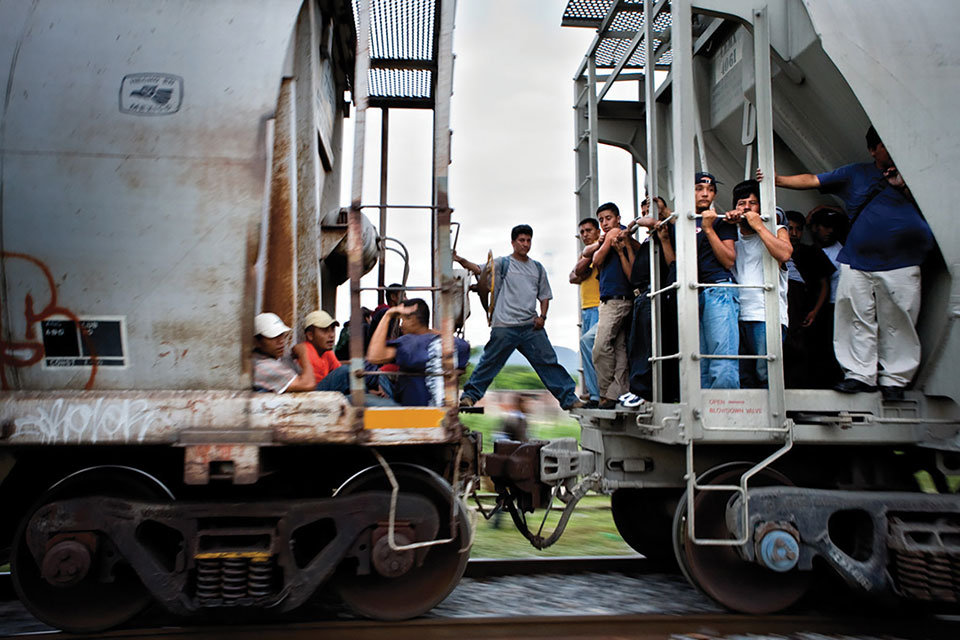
left=338, top=0, right=641, bottom=351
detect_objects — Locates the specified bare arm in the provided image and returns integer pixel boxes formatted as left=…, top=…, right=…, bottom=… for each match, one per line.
left=569, top=254, right=594, bottom=283
left=804, top=277, right=830, bottom=327
left=287, top=344, right=318, bottom=392
left=366, top=307, right=401, bottom=365
left=756, top=167, right=821, bottom=190
left=533, top=299, right=549, bottom=330
left=592, top=228, right=619, bottom=268
left=452, top=251, right=482, bottom=276
left=745, top=213, right=793, bottom=264
left=701, top=210, right=736, bottom=270
left=656, top=223, right=675, bottom=265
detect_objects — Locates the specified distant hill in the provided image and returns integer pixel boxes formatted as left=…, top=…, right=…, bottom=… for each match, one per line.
left=469, top=344, right=581, bottom=378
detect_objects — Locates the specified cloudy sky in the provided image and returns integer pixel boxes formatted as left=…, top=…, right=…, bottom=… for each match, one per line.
left=339, top=0, right=639, bottom=352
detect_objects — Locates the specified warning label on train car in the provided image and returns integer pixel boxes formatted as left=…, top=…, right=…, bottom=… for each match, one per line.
left=119, top=73, right=183, bottom=115
left=41, top=317, right=126, bottom=368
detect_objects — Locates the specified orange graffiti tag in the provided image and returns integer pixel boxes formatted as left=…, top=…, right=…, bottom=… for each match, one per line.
left=0, top=251, right=98, bottom=390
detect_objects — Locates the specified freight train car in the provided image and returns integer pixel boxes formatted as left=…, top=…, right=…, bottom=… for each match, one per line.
left=0, top=0, right=475, bottom=632
left=483, top=0, right=960, bottom=614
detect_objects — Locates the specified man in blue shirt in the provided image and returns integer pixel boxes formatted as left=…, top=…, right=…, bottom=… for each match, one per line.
left=367, top=298, right=470, bottom=406
left=766, top=126, right=934, bottom=400
left=578, top=203, right=635, bottom=408
left=693, top=173, right=741, bottom=389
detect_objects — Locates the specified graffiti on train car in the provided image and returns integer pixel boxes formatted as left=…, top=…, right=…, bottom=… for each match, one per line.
left=0, top=251, right=98, bottom=390
left=11, top=398, right=163, bottom=444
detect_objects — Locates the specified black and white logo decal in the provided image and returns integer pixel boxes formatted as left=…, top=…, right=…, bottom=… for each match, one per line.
left=120, top=73, right=183, bottom=115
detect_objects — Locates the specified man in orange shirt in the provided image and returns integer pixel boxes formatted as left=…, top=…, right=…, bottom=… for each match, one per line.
left=298, top=310, right=347, bottom=390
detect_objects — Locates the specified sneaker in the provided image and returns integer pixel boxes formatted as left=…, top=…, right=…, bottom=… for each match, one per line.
left=880, top=385, right=905, bottom=402
left=833, top=378, right=878, bottom=394
left=563, top=400, right=585, bottom=411
left=459, top=395, right=475, bottom=407
left=620, top=393, right=646, bottom=408
left=618, top=391, right=633, bottom=403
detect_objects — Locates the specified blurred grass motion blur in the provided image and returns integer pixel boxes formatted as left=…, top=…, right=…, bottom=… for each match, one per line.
left=461, top=412, right=634, bottom=558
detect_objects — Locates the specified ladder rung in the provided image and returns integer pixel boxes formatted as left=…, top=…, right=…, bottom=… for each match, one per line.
left=574, top=175, right=593, bottom=195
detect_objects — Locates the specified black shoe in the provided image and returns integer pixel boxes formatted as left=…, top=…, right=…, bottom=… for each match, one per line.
left=583, top=400, right=599, bottom=409
left=880, top=385, right=905, bottom=401
left=833, top=378, right=878, bottom=394
left=597, top=399, right=617, bottom=410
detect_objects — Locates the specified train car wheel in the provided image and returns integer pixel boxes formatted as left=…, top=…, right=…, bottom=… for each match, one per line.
left=672, top=463, right=811, bottom=614
left=610, top=488, right=680, bottom=565
left=11, top=467, right=172, bottom=633
left=334, top=463, right=471, bottom=620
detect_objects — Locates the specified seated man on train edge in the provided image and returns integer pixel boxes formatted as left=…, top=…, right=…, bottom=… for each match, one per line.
left=783, top=210, right=836, bottom=388
left=577, top=203, right=634, bottom=409
left=367, top=298, right=470, bottom=406
left=693, top=173, right=740, bottom=389
left=764, top=125, right=934, bottom=400
left=252, top=312, right=316, bottom=393
left=569, top=217, right=602, bottom=408
left=454, top=224, right=582, bottom=410
left=727, top=179, right=792, bottom=389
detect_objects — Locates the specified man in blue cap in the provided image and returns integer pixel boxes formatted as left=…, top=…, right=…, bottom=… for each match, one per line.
left=692, top=172, right=741, bottom=389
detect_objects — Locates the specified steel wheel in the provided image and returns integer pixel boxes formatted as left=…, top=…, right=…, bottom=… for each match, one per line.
left=334, top=463, right=471, bottom=620
left=672, top=463, right=811, bottom=614
left=610, top=488, right=680, bottom=565
left=11, top=467, right=172, bottom=632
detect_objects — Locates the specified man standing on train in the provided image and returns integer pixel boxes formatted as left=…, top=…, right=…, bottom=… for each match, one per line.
left=692, top=173, right=741, bottom=389
left=569, top=217, right=602, bottom=408
left=455, top=224, right=582, bottom=410
left=763, top=126, right=934, bottom=401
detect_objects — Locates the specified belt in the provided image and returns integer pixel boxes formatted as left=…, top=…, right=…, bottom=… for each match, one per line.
left=600, top=295, right=633, bottom=302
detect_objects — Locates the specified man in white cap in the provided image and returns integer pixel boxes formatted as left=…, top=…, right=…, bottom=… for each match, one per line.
left=252, top=312, right=316, bottom=393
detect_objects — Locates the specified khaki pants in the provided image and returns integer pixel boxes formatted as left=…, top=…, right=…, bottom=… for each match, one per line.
left=593, top=298, right=632, bottom=400
left=834, top=264, right=921, bottom=387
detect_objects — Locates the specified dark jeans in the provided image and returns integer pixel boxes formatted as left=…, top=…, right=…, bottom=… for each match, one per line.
left=628, top=285, right=679, bottom=402
left=462, top=324, right=579, bottom=408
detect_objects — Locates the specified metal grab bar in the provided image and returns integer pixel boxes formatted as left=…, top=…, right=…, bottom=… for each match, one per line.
left=690, top=281, right=773, bottom=290
left=648, top=281, right=680, bottom=298
left=695, top=353, right=775, bottom=361
left=685, top=429, right=794, bottom=546
left=686, top=212, right=770, bottom=222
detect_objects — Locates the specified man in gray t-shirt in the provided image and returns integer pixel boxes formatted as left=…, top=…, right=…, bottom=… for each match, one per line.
left=454, top=224, right=581, bottom=410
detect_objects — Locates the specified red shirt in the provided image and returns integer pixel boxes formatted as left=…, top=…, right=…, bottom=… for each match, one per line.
left=301, top=342, right=341, bottom=385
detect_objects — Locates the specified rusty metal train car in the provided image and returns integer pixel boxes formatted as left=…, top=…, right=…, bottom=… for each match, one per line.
left=0, top=0, right=477, bottom=632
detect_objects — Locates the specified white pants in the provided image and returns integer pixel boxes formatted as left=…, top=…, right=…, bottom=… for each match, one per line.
left=833, top=264, right=921, bottom=387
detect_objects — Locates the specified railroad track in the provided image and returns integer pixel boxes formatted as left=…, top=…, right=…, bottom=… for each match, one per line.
left=6, top=613, right=959, bottom=640
left=0, top=556, right=651, bottom=604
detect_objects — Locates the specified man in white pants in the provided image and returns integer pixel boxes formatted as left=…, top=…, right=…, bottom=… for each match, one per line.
left=764, top=126, right=934, bottom=400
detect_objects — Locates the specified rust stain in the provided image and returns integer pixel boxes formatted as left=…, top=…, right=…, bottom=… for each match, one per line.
left=261, top=78, right=297, bottom=328
left=0, top=252, right=98, bottom=390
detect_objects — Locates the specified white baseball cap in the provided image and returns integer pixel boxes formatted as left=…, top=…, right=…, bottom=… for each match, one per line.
left=255, top=312, right=291, bottom=338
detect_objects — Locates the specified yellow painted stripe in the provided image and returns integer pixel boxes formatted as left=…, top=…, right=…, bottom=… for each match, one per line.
left=363, top=407, right=447, bottom=430
left=194, top=552, right=272, bottom=561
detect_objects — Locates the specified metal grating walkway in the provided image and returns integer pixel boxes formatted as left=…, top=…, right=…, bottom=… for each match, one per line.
left=563, top=0, right=672, bottom=69
left=353, top=0, right=439, bottom=107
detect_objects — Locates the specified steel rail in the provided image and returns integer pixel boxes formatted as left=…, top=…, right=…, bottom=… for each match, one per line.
left=4, top=613, right=958, bottom=640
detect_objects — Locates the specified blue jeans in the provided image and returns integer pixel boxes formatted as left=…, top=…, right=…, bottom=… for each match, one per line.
left=739, top=321, right=787, bottom=389
left=463, top=324, right=579, bottom=408
left=579, top=315, right=599, bottom=402
left=699, top=284, right=740, bottom=389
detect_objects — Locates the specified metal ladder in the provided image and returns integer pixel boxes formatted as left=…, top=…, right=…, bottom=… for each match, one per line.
left=347, top=0, right=459, bottom=409
left=573, top=0, right=793, bottom=546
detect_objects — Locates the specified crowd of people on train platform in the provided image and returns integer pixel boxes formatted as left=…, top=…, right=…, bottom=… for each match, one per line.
left=252, top=125, right=934, bottom=410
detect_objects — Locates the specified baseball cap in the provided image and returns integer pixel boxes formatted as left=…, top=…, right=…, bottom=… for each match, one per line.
left=254, top=312, right=291, bottom=338
left=695, top=172, right=721, bottom=186
left=303, top=310, right=339, bottom=330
